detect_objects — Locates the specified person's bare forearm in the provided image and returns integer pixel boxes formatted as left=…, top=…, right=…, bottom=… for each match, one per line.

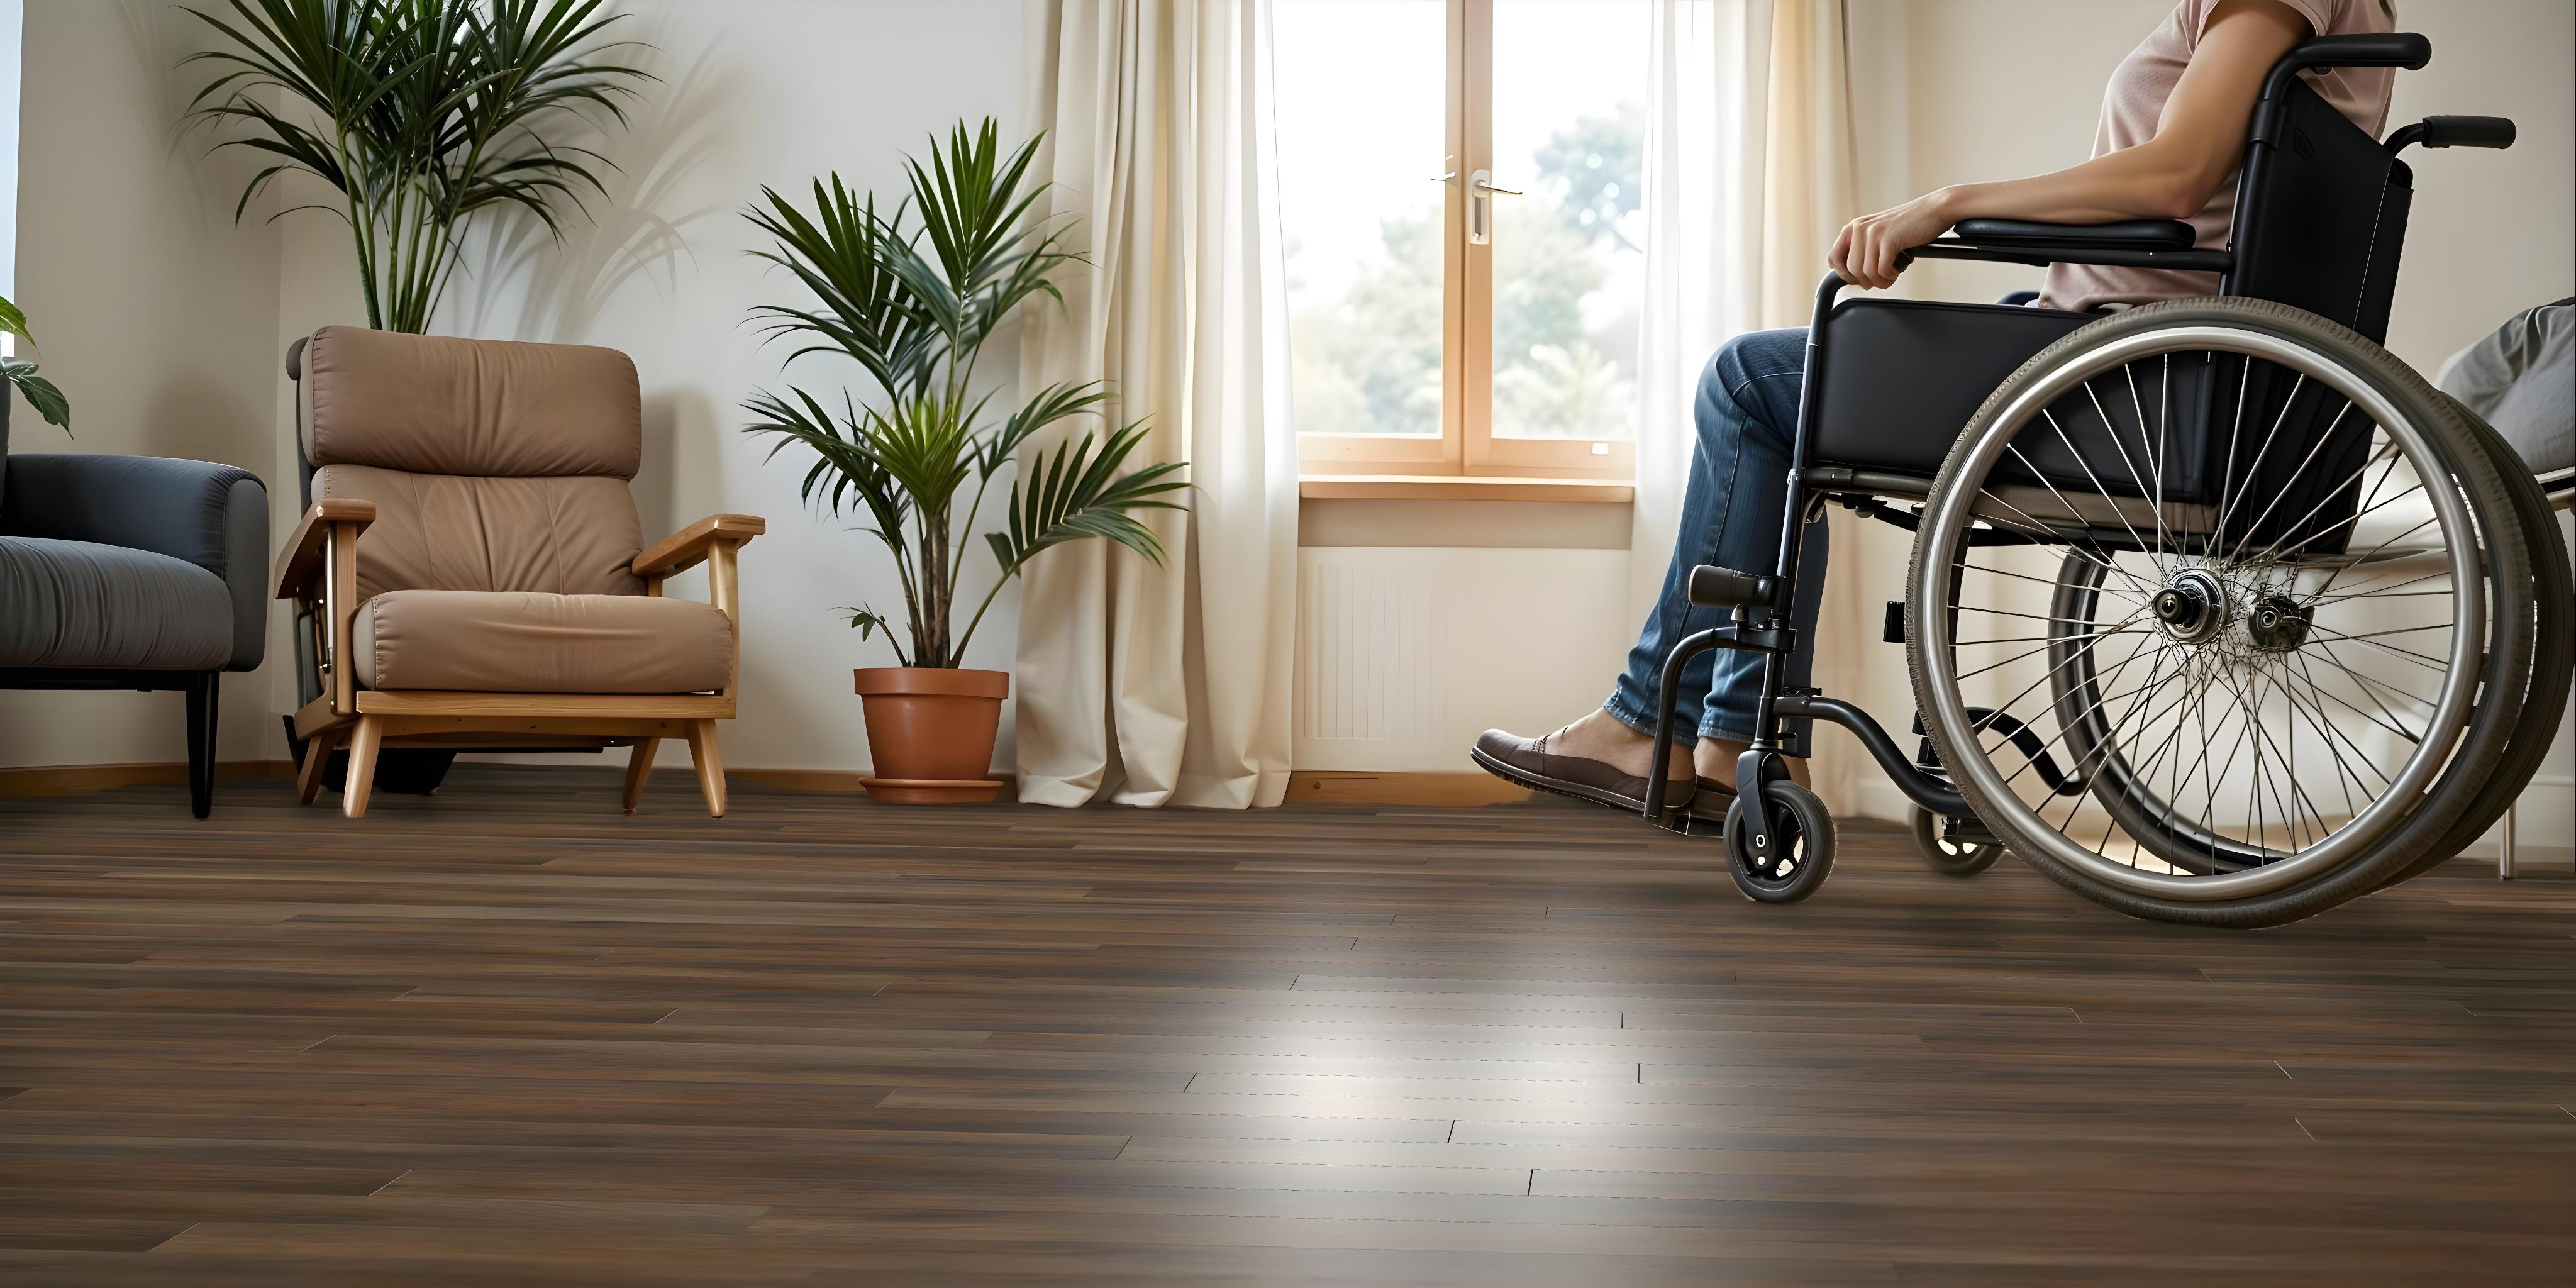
left=1931, top=138, right=2233, bottom=227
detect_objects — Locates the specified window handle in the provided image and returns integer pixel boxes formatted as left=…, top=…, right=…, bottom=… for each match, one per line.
left=1428, top=171, right=1457, bottom=183
left=1467, top=169, right=1520, bottom=245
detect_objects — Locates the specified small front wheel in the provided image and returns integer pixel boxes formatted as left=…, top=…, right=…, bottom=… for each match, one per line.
left=1909, top=806, right=2003, bottom=877
left=1725, top=780, right=1835, bottom=903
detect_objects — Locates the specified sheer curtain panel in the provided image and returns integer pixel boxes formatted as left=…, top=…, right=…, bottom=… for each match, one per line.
left=1015, top=0, right=1299, bottom=809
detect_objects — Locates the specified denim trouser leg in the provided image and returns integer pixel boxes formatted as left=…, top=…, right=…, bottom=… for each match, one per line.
left=1604, top=327, right=1828, bottom=747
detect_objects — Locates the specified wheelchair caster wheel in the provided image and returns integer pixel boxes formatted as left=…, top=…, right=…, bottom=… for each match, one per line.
left=1909, top=806, right=2002, bottom=877
left=1724, top=780, right=1835, bottom=903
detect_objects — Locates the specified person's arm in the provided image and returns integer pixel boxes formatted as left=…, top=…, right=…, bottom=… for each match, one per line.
left=1829, top=0, right=2312, bottom=289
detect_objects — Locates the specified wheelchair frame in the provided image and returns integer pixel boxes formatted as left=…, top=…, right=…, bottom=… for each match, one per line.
left=1629, top=33, right=2533, bottom=881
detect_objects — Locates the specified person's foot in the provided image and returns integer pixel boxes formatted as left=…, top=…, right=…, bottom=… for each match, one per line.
left=1691, top=736, right=1814, bottom=789
left=1472, top=709, right=1693, bottom=814
left=1687, top=737, right=1815, bottom=819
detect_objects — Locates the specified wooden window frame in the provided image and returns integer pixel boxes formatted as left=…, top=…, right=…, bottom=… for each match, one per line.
left=1295, top=0, right=1638, bottom=486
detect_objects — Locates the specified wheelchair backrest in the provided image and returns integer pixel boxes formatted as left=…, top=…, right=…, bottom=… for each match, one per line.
left=2224, top=71, right=2412, bottom=343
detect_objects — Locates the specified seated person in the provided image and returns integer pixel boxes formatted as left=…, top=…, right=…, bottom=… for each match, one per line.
left=2438, top=299, right=2572, bottom=483
left=1474, top=0, right=2399, bottom=818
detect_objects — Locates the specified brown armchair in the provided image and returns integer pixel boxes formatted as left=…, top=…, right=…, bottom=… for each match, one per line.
left=273, top=327, right=763, bottom=818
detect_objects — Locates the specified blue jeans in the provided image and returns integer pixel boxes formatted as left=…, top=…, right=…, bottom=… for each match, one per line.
left=1604, top=328, right=1828, bottom=748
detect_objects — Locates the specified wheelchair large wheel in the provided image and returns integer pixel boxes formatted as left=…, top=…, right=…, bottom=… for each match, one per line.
left=1906, top=298, right=2536, bottom=927
left=2367, top=394, right=2574, bottom=890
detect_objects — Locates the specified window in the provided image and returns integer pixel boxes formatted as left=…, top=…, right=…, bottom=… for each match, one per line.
left=1275, top=0, right=1649, bottom=483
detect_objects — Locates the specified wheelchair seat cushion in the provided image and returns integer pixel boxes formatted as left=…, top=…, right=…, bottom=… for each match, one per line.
left=352, top=589, right=733, bottom=694
left=0, top=536, right=235, bottom=670
left=1953, top=218, right=2196, bottom=251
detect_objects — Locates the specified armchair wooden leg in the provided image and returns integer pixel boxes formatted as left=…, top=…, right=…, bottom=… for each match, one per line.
left=184, top=672, right=219, bottom=819
left=623, top=738, right=660, bottom=813
left=685, top=720, right=727, bottom=818
left=296, top=727, right=345, bottom=806
left=343, top=716, right=384, bottom=819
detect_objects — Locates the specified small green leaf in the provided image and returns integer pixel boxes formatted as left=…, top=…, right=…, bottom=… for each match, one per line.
left=3, top=356, right=71, bottom=432
left=0, top=294, right=33, bottom=347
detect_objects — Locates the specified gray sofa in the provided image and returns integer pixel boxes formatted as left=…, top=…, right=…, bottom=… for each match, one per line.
left=0, top=396, right=269, bottom=816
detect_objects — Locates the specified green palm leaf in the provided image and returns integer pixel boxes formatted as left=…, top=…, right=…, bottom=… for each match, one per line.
left=743, top=119, right=1189, bottom=668
left=180, top=0, right=651, bottom=333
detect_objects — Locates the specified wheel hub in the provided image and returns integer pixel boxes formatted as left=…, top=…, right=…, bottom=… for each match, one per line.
left=2151, top=568, right=2228, bottom=644
left=2248, top=595, right=2311, bottom=652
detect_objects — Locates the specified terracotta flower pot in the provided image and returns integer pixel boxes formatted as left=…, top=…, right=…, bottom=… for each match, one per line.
left=853, top=667, right=1009, bottom=804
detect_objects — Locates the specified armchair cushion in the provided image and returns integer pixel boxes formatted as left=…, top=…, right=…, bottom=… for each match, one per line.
left=353, top=589, right=732, bottom=694
left=0, top=536, right=235, bottom=670
left=0, top=453, right=269, bottom=670
left=314, top=464, right=647, bottom=599
left=301, top=326, right=643, bottom=479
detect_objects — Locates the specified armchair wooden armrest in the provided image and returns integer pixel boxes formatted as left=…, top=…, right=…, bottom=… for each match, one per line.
left=633, top=513, right=765, bottom=579
left=273, top=499, right=377, bottom=600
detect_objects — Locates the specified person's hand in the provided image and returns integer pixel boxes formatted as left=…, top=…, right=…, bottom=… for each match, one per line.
left=1829, top=189, right=1958, bottom=290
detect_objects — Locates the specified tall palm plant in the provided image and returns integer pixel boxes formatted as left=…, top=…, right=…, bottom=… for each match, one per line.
left=181, top=0, right=650, bottom=333
left=745, top=119, right=1187, bottom=670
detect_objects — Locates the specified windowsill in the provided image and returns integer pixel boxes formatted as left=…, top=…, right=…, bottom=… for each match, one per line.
left=1297, top=474, right=1635, bottom=503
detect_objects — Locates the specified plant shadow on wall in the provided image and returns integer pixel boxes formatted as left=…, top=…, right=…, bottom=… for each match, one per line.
left=177, top=0, right=653, bottom=334
left=445, top=31, right=736, bottom=343
left=742, top=120, right=1189, bottom=804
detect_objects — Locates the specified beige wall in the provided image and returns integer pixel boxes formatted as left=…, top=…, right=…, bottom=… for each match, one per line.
left=1, top=0, right=283, bottom=768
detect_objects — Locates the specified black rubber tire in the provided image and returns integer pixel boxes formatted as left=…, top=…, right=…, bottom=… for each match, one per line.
left=1904, top=297, right=2534, bottom=928
left=1724, top=780, right=1836, bottom=903
left=2369, top=394, right=2574, bottom=891
left=1908, top=806, right=2004, bottom=877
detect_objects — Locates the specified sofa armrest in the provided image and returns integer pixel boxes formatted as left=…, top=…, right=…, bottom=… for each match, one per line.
left=1, top=453, right=270, bottom=670
left=633, top=513, right=765, bottom=579
left=273, top=499, right=375, bottom=601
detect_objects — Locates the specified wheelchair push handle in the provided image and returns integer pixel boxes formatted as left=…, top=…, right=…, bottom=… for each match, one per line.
left=2388, top=116, right=2516, bottom=152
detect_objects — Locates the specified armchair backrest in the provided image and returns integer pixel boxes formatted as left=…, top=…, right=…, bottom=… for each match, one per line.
left=297, top=326, right=648, bottom=599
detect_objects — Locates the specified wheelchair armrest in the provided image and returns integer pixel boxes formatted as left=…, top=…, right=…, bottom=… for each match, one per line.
left=2264, top=34, right=2430, bottom=99
left=1950, top=218, right=2196, bottom=253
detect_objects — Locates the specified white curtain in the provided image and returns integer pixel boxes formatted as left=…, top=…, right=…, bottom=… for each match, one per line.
left=1014, top=0, right=1298, bottom=809
left=1633, top=0, right=1867, bottom=802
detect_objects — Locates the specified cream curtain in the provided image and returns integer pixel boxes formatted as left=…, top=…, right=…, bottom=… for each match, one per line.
left=1014, top=0, right=1298, bottom=809
left=1633, top=0, right=1868, bottom=804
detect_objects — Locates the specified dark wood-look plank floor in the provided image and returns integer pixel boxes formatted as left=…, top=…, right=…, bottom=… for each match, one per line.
left=1, top=767, right=2570, bottom=1287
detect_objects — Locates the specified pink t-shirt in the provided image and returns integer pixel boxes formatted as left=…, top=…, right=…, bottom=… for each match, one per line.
left=2038, top=0, right=2396, bottom=312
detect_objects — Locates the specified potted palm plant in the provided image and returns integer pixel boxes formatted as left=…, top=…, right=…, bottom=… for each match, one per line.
left=745, top=119, right=1186, bottom=804
left=181, top=0, right=648, bottom=333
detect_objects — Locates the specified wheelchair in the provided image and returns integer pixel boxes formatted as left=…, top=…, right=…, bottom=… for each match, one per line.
left=1635, top=34, right=2572, bottom=927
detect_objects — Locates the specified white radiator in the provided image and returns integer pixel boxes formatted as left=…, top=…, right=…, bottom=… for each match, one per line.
left=1294, top=548, right=1631, bottom=772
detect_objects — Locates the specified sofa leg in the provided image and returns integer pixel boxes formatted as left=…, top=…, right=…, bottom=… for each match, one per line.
left=686, top=720, right=727, bottom=818
left=184, top=672, right=218, bottom=819
left=623, top=738, right=660, bottom=813
left=297, top=728, right=344, bottom=806
left=343, top=716, right=384, bottom=819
